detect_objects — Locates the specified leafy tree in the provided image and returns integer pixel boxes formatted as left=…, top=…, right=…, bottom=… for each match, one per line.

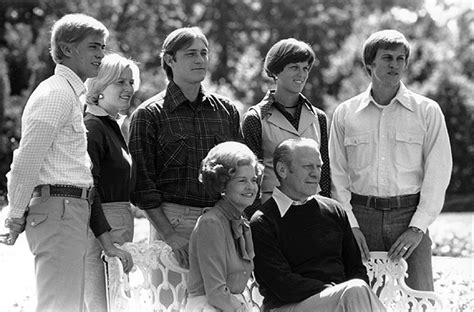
left=0, top=0, right=472, bottom=208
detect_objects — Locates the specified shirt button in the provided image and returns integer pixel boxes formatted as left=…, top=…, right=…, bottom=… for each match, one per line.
left=31, top=221, right=35, bottom=226
left=65, top=200, right=69, bottom=204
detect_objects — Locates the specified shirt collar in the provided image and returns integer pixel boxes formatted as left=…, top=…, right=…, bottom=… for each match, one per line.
left=260, top=90, right=314, bottom=119
left=165, top=81, right=210, bottom=112
left=215, top=197, right=243, bottom=220
left=86, top=104, right=108, bottom=116
left=85, top=104, right=120, bottom=120
left=272, top=187, right=312, bottom=217
left=54, top=64, right=86, bottom=96
left=357, top=82, right=414, bottom=112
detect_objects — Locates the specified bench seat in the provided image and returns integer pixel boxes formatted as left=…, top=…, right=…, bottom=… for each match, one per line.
left=104, top=241, right=444, bottom=311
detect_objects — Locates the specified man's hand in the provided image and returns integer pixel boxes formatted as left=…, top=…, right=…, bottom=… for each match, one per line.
left=0, top=217, right=26, bottom=246
left=388, top=228, right=423, bottom=262
left=352, top=227, right=370, bottom=262
left=165, top=232, right=190, bottom=269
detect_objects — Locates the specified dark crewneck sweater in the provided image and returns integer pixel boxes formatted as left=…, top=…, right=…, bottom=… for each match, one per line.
left=250, top=196, right=367, bottom=310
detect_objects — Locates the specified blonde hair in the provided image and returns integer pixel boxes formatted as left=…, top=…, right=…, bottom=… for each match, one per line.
left=85, top=53, right=140, bottom=106
left=50, top=13, right=109, bottom=64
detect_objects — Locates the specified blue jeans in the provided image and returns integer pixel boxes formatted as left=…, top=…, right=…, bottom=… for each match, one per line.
left=352, top=204, right=434, bottom=291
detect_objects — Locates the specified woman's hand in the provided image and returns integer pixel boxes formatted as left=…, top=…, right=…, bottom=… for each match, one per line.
left=97, top=231, right=134, bottom=273
left=104, top=246, right=134, bottom=273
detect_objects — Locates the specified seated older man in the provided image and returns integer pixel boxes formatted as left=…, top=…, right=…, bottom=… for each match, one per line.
left=250, top=138, right=385, bottom=312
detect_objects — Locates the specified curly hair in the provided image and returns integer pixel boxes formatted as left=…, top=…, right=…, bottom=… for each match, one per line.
left=199, top=141, right=264, bottom=196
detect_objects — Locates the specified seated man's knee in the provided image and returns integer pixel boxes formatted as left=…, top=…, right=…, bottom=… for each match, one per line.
left=341, top=279, right=371, bottom=298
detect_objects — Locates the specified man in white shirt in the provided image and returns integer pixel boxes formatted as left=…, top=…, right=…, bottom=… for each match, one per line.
left=329, top=29, right=452, bottom=291
left=1, top=14, right=108, bottom=312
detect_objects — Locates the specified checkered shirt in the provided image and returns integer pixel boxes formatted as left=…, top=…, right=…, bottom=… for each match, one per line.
left=7, top=64, right=93, bottom=218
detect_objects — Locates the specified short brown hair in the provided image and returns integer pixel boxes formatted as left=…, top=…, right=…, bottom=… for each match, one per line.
left=160, top=27, right=208, bottom=81
left=264, top=38, right=316, bottom=79
left=363, top=29, right=410, bottom=75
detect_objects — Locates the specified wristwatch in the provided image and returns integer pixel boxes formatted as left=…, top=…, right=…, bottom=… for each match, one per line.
left=409, top=226, right=424, bottom=234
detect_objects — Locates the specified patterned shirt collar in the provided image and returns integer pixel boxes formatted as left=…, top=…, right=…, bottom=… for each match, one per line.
left=164, top=81, right=211, bottom=112
left=54, top=64, right=86, bottom=96
left=358, top=82, right=414, bottom=112
left=260, top=89, right=314, bottom=119
left=272, top=187, right=314, bottom=217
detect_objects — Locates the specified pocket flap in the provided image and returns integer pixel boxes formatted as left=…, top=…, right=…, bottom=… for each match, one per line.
left=344, top=133, right=370, bottom=146
left=28, top=214, right=48, bottom=227
left=396, top=132, right=423, bottom=145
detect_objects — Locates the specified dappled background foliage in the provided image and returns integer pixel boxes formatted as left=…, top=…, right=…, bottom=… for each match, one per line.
left=0, top=0, right=473, bottom=209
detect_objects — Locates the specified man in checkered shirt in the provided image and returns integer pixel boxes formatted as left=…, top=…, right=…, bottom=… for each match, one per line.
left=2, top=14, right=108, bottom=312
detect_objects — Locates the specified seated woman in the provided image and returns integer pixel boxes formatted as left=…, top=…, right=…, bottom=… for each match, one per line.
left=185, top=142, right=264, bottom=312
left=83, top=53, right=140, bottom=312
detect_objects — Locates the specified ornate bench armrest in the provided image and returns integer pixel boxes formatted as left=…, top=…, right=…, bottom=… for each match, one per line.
left=365, top=251, right=445, bottom=311
left=103, top=240, right=188, bottom=312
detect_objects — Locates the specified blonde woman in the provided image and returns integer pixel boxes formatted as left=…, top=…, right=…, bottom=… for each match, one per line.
left=83, top=53, right=140, bottom=312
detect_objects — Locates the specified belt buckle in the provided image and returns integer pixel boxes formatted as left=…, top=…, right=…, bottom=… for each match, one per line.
left=373, top=197, right=390, bottom=210
left=372, top=197, right=379, bottom=209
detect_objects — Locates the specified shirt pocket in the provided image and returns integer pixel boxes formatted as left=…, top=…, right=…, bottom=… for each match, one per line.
left=158, top=133, right=188, bottom=168
left=395, top=132, right=424, bottom=169
left=343, top=133, right=371, bottom=170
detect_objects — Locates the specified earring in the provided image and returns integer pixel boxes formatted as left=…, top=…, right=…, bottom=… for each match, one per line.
left=98, top=93, right=104, bottom=99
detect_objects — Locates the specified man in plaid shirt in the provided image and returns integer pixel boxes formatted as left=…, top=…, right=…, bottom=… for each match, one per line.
left=129, top=27, right=242, bottom=268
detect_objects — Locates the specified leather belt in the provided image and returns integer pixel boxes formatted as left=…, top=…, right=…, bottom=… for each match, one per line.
left=32, top=184, right=93, bottom=201
left=351, top=193, right=420, bottom=211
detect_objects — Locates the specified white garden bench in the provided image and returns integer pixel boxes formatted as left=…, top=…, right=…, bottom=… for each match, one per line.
left=104, top=241, right=444, bottom=312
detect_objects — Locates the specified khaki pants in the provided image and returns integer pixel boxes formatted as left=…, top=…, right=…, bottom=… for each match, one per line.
left=270, top=279, right=385, bottom=312
left=84, top=202, right=134, bottom=312
left=149, top=202, right=203, bottom=311
left=25, top=195, right=91, bottom=312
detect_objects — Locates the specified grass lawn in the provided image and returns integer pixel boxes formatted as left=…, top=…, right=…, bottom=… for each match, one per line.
left=0, top=212, right=472, bottom=311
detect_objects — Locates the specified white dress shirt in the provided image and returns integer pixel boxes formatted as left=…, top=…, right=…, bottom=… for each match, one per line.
left=329, top=82, right=452, bottom=232
left=272, top=187, right=314, bottom=217
left=7, top=64, right=93, bottom=218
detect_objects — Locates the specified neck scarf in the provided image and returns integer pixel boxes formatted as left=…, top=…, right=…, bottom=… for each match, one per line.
left=216, top=198, right=255, bottom=261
